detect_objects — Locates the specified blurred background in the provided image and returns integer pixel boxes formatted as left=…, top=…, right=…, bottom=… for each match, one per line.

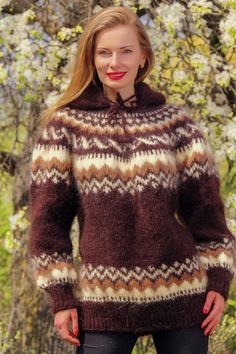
left=0, top=1, right=236, bottom=353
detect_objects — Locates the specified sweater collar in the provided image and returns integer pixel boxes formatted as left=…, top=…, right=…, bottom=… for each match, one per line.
left=68, top=81, right=166, bottom=111
left=67, top=81, right=166, bottom=143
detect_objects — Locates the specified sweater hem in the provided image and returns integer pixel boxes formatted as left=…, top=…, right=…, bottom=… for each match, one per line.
left=76, top=292, right=208, bottom=335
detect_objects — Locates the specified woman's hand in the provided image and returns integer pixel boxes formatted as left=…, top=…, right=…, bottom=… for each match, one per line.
left=54, top=308, right=81, bottom=347
left=201, top=290, right=225, bottom=336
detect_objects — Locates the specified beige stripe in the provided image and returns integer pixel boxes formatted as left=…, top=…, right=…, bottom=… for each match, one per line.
left=32, top=146, right=71, bottom=162
left=36, top=263, right=77, bottom=288
left=74, top=157, right=177, bottom=181
left=198, top=252, right=236, bottom=272
left=74, top=150, right=176, bottom=172
left=176, top=140, right=214, bottom=163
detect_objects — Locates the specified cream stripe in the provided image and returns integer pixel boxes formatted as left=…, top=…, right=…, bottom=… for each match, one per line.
left=198, top=253, right=236, bottom=273
left=74, top=150, right=176, bottom=172
left=32, top=146, right=71, bottom=163
left=176, top=140, right=213, bottom=162
left=37, top=267, right=77, bottom=288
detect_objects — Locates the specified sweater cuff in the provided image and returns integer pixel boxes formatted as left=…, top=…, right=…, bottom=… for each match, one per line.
left=45, top=284, right=79, bottom=314
left=206, top=267, right=234, bottom=301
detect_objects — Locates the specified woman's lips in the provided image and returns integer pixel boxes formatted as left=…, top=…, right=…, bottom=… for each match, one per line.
left=106, top=72, right=127, bottom=80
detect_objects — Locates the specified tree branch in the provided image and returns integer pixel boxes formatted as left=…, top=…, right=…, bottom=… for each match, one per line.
left=0, top=151, right=17, bottom=175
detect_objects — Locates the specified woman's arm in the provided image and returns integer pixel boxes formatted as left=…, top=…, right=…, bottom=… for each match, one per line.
left=28, top=110, right=79, bottom=314
left=174, top=108, right=236, bottom=301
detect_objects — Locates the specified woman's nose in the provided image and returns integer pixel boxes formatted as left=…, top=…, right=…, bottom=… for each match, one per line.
left=110, top=53, right=121, bottom=67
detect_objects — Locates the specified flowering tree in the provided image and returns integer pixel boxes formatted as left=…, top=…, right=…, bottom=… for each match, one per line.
left=0, top=0, right=235, bottom=353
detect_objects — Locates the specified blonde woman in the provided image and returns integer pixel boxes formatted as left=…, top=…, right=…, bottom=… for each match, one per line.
left=28, top=6, right=235, bottom=354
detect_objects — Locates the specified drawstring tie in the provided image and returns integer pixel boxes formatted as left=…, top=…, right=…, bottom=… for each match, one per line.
left=107, top=92, right=137, bottom=143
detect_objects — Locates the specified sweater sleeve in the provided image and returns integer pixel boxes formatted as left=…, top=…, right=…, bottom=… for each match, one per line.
left=28, top=111, right=79, bottom=313
left=175, top=108, right=236, bottom=301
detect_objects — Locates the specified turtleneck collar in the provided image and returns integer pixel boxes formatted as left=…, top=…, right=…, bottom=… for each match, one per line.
left=67, top=81, right=166, bottom=143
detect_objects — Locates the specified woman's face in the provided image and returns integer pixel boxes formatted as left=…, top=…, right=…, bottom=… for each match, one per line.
left=94, top=24, right=146, bottom=93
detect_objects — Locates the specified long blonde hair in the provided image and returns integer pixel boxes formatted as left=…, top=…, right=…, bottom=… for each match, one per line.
left=39, top=6, right=155, bottom=128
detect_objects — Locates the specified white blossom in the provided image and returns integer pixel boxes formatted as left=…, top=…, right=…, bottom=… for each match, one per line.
left=173, top=70, right=188, bottom=83
left=138, top=0, right=152, bottom=8
left=221, top=117, right=236, bottom=141
left=205, top=96, right=232, bottom=118
left=9, top=208, right=28, bottom=232
left=215, top=71, right=231, bottom=87
left=188, top=93, right=206, bottom=104
left=44, top=91, right=62, bottom=107
left=155, top=3, right=186, bottom=32
left=210, top=53, right=224, bottom=69
left=189, top=53, right=211, bottom=79
left=188, top=0, right=214, bottom=15
left=219, top=9, right=236, bottom=46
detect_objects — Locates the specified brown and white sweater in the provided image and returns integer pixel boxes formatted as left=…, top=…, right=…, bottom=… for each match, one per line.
left=28, top=81, right=236, bottom=334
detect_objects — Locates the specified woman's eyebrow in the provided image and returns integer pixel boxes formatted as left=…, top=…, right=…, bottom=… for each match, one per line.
left=97, top=45, right=135, bottom=49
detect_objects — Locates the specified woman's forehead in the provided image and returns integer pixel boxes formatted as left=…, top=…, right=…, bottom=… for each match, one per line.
left=95, top=25, right=138, bottom=45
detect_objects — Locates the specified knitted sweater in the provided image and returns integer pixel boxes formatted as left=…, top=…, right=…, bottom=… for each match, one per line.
left=28, top=81, right=236, bottom=334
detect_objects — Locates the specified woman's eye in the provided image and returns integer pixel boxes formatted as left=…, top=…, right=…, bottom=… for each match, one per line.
left=98, top=51, right=108, bottom=55
left=98, top=50, right=132, bottom=55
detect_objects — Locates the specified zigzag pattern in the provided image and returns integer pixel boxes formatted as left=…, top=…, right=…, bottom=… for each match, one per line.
left=31, top=251, right=73, bottom=269
left=30, top=168, right=71, bottom=185
left=76, top=171, right=178, bottom=194
left=56, top=105, right=184, bottom=134
left=63, top=104, right=177, bottom=127
left=180, top=160, right=219, bottom=181
left=196, top=237, right=234, bottom=251
left=78, top=256, right=201, bottom=282
left=74, top=258, right=208, bottom=303
left=72, top=132, right=177, bottom=150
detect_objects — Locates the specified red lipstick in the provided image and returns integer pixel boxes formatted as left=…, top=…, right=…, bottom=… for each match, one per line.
left=107, top=72, right=127, bottom=80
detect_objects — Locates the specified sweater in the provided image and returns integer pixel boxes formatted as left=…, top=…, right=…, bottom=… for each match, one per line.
left=28, top=80, right=236, bottom=335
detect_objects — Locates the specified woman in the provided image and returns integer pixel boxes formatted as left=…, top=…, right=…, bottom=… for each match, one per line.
left=28, top=6, right=236, bottom=354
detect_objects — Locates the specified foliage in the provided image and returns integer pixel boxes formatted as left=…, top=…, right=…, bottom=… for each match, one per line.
left=0, top=0, right=235, bottom=353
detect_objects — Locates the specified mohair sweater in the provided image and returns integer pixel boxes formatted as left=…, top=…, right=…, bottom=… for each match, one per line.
left=28, top=80, right=236, bottom=334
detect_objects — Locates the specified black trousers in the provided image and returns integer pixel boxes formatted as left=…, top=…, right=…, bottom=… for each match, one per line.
left=76, top=323, right=209, bottom=354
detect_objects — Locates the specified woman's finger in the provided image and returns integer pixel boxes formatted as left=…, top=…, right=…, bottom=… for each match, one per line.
left=201, top=302, right=223, bottom=329
left=203, top=313, right=222, bottom=336
left=58, top=326, right=81, bottom=347
left=71, top=309, right=79, bottom=337
left=203, top=318, right=218, bottom=336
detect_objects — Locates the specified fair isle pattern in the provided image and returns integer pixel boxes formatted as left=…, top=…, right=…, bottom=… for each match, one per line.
left=74, top=256, right=208, bottom=303
left=30, top=252, right=77, bottom=289
left=29, top=81, right=236, bottom=330
left=175, top=123, right=219, bottom=181
left=31, top=251, right=73, bottom=269
left=58, top=105, right=178, bottom=130
left=36, top=264, right=77, bottom=289
left=196, top=238, right=236, bottom=273
left=30, top=145, right=72, bottom=186
left=31, top=107, right=218, bottom=194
